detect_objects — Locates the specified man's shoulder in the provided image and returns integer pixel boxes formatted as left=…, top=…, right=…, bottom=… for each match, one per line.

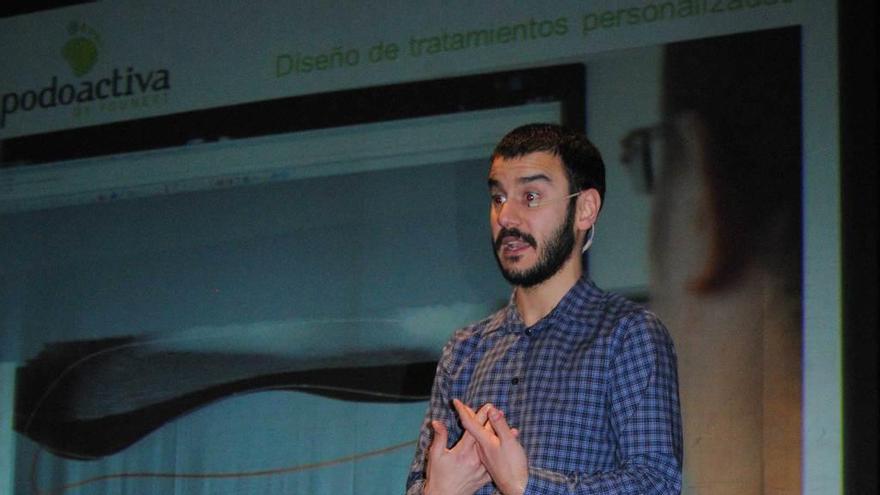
left=601, top=292, right=676, bottom=355
left=567, top=281, right=669, bottom=341
left=563, top=280, right=645, bottom=321
left=602, top=290, right=654, bottom=322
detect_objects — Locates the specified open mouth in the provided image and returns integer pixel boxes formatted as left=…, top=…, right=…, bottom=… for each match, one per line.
left=500, top=237, right=531, bottom=254
left=495, top=229, right=537, bottom=256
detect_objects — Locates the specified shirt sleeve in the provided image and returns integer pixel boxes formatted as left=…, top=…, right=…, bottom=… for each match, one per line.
left=405, top=337, right=459, bottom=495
left=523, top=312, right=683, bottom=495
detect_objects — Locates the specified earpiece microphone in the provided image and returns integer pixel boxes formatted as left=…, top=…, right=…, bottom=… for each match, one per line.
left=582, top=225, right=596, bottom=253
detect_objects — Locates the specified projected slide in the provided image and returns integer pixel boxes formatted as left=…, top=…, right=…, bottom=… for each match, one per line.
left=0, top=18, right=814, bottom=495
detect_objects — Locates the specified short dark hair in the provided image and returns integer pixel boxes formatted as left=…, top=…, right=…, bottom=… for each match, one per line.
left=492, top=123, right=606, bottom=208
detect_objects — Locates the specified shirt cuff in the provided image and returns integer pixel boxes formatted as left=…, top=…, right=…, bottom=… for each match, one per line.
left=523, top=466, right=570, bottom=494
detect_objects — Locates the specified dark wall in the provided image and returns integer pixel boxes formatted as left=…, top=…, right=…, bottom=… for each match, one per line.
left=839, top=1, right=878, bottom=494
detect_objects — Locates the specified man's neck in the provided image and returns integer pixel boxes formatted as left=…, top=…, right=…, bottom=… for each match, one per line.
left=514, top=259, right=582, bottom=327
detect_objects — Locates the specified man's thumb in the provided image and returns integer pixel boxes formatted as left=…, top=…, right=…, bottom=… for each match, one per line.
left=429, top=420, right=448, bottom=452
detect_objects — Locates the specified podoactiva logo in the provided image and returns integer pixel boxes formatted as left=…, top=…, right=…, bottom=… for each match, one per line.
left=1, top=22, right=172, bottom=129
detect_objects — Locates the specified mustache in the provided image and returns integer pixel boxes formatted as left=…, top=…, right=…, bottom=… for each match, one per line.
left=494, top=228, right=537, bottom=251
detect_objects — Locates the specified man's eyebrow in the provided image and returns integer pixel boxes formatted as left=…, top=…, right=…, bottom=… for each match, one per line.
left=517, top=173, right=552, bottom=184
left=488, top=174, right=553, bottom=189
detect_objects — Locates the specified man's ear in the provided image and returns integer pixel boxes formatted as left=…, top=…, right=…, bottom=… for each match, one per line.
left=575, top=188, right=601, bottom=232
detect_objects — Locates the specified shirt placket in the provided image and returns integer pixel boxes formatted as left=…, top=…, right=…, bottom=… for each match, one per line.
left=505, top=325, right=534, bottom=430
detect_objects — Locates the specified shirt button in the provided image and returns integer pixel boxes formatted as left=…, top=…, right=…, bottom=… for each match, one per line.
left=511, top=377, right=520, bottom=385
left=524, top=328, right=533, bottom=336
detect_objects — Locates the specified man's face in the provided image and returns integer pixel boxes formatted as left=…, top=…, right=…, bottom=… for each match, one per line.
left=488, top=151, right=578, bottom=288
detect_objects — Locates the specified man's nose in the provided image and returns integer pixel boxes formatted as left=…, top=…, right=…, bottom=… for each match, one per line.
left=495, top=200, right=522, bottom=229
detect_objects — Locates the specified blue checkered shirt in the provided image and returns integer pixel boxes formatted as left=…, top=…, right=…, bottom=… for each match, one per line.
left=406, top=276, right=682, bottom=494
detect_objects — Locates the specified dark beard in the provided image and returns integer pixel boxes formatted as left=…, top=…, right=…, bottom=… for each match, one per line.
left=492, top=202, right=576, bottom=288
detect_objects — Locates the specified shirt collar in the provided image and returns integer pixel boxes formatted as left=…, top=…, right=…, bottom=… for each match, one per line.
left=497, top=275, right=602, bottom=335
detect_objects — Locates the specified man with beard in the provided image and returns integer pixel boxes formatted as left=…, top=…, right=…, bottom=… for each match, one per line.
left=406, top=124, right=682, bottom=494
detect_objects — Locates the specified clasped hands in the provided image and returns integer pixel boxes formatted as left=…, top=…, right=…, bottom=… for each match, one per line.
left=423, top=399, right=528, bottom=495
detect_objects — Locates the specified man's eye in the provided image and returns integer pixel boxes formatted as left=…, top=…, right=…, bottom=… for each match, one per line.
left=491, top=194, right=506, bottom=206
left=525, top=192, right=541, bottom=207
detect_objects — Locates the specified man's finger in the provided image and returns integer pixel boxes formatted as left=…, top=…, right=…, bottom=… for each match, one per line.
left=454, top=402, right=492, bottom=450
left=488, top=407, right=516, bottom=442
left=452, top=399, right=477, bottom=425
left=456, top=430, right=477, bottom=450
left=453, top=399, right=493, bottom=445
left=429, top=420, right=448, bottom=454
left=475, top=402, right=492, bottom=424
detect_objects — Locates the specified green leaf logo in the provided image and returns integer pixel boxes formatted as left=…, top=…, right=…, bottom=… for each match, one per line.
left=62, top=37, right=98, bottom=77
left=62, top=22, right=101, bottom=77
